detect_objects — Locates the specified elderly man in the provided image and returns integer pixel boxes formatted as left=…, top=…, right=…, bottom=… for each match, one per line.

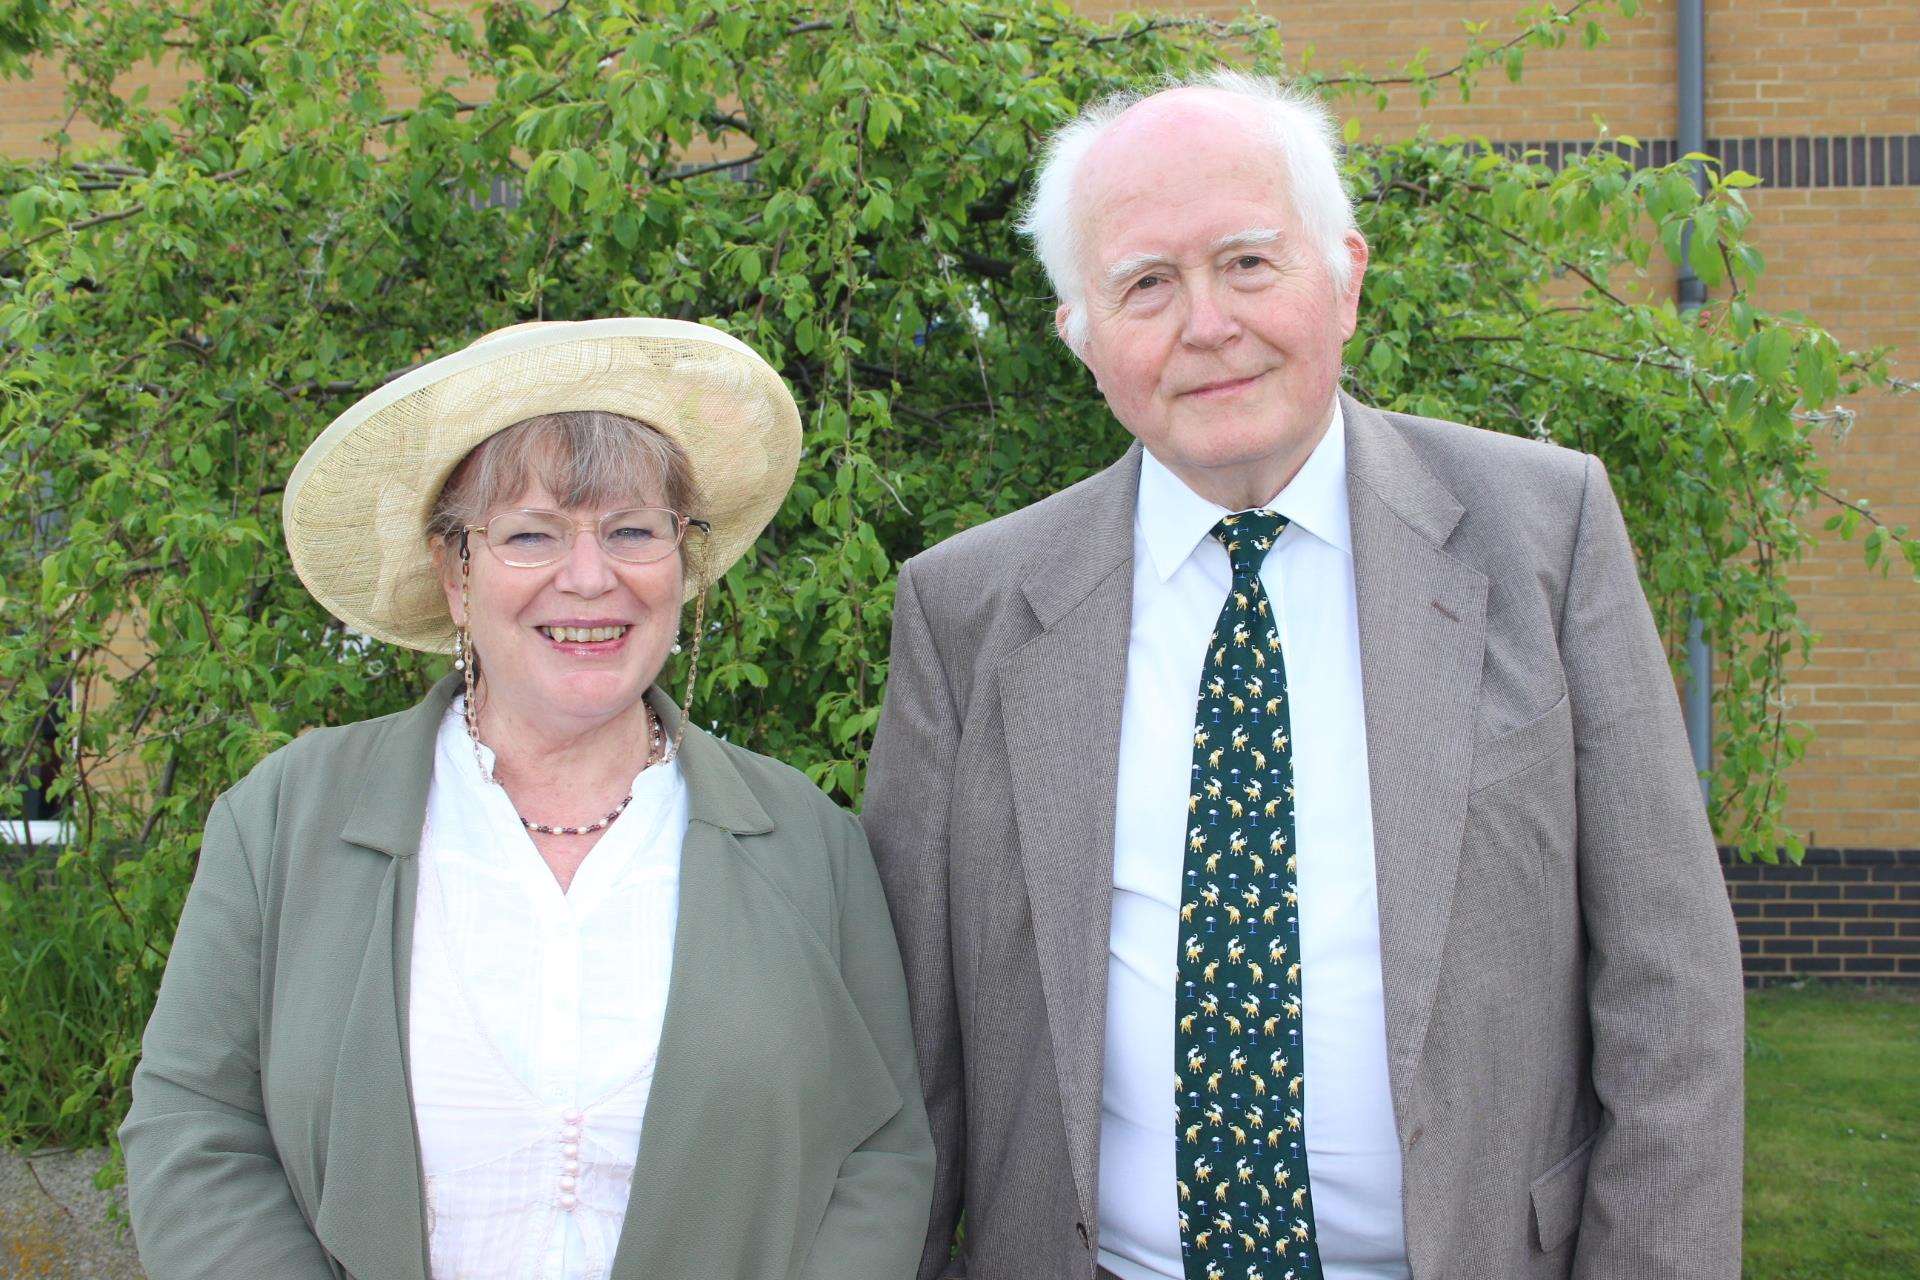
left=862, top=70, right=1744, bottom=1280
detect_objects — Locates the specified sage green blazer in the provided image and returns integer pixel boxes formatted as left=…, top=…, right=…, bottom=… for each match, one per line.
left=120, top=675, right=933, bottom=1280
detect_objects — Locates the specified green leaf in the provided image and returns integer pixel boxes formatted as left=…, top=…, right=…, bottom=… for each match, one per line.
left=1794, top=340, right=1837, bottom=407
left=9, top=187, right=41, bottom=236
left=1686, top=210, right=1724, bottom=287
left=1749, top=328, right=1793, bottom=382
left=1366, top=339, right=1397, bottom=378
left=867, top=98, right=900, bottom=147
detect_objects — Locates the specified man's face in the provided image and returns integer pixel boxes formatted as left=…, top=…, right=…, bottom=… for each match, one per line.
left=1061, top=92, right=1367, bottom=508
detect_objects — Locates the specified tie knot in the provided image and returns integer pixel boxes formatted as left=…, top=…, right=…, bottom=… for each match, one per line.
left=1211, top=510, right=1287, bottom=579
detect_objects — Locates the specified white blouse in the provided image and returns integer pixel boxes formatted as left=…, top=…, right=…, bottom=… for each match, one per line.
left=408, top=700, right=687, bottom=1280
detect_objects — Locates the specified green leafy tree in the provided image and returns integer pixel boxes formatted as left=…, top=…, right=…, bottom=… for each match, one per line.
left=0, top=0, right=1910, bottom=1152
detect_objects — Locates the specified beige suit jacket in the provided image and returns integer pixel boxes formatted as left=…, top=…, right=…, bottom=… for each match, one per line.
left=862, top=394, right=1744, bottom=1280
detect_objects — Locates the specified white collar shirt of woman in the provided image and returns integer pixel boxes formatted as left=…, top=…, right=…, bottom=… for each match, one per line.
left=408, top=696, right=688, bottom=1280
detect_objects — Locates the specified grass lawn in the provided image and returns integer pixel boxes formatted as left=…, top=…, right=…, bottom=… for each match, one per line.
left=1744, top=984, right=1919, bottom=1278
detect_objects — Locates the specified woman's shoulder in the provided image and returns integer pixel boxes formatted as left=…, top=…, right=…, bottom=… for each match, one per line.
left=219, top=699, right=434, bottom=832
left=695, top=731, right=860, bottom=836
left=683, top=729, right=870, bottom=901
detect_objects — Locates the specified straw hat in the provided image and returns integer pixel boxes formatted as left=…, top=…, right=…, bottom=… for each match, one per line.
left=284, top=317, right=801, bottom=653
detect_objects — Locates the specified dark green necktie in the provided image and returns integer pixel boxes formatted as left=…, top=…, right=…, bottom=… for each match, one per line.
left=1175, top=510, right=1322, bottom=1280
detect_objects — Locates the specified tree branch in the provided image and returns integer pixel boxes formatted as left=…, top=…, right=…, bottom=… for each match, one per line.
left=1310, top=0, right=1608, bottom=91
left=671, top=151, right=762, bottom=181
left=0, top=167, right=248, bottom=266
left=1815, top=486, right=1910, bottom=540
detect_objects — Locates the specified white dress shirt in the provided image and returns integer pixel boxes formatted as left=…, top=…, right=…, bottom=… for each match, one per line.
left=1097, top=404, right=1411, bottom=1280
left=409, top=700, right=688, bottom=1280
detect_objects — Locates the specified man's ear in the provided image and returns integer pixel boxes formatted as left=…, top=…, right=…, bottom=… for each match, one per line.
left=1054, top=303, right=1081, bottom=356
left=1338, top=231, right=1370, bottom=338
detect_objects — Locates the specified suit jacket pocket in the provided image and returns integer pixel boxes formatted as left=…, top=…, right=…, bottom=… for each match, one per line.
left=1530, top=1128, right=1598, bottom=1252
left=1469, top=691, right=1570, bottom=794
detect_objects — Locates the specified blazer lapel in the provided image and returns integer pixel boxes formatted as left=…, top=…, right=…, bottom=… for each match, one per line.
left=1342, top=394, right=1489, bottom=1101
left=609, top=694, right=774, bottom=1278
left=315, top=675, right=456, bottom=1280
left=996, top=446, right=1141, bottom=1227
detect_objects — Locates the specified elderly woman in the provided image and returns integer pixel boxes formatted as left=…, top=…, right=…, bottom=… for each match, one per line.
left=120, top=318, right=933, bottom=1280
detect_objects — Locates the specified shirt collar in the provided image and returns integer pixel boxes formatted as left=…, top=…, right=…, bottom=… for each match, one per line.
left=1137, top=397, right=1352, bottom=582
left=439, top=694, right=686, bottom=816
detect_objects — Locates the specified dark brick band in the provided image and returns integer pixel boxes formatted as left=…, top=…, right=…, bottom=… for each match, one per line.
left=1723, top=848, right=1920, bottom=984
left=1489, top=135, right=1920, bottom=188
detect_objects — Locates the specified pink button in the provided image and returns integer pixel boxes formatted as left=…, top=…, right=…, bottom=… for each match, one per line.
left=564, top=1163, right=579, bottom=1176
left=559, top=1195, right=577, bottom=1211
left=561, top=1109, right=583, bottom=1124
left=560, top=1176, right=577, bottom=1190
left=561, top=1141, right=579, bottom=1154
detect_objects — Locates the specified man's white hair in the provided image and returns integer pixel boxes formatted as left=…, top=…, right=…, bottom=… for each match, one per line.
left=1017, top=69, right=1359, bottom=347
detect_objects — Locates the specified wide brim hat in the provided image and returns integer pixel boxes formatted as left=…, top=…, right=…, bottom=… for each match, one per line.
left=284, top=317, right=802, bottom=653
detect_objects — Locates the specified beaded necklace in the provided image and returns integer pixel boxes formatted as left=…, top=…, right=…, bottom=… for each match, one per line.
left=469, top=699, right=666, bottom=837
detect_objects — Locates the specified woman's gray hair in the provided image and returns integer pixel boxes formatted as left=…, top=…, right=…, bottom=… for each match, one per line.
left=1017, top=69, right=1359, bottom=348
left=427, top=410, right=701, bottom=547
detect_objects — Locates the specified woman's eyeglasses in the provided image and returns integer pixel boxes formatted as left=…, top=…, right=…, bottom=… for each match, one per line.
left=462, top=507, right=709, bottom=568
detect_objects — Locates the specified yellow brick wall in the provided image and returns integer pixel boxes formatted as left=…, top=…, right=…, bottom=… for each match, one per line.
left=1741, top=188, right=1920, bottom=847
left=4, top=2, right=1917, bottom=846
left=1707, top=1, right=1920, bottom=137
left=1081, top=0, right=1920, bottom=140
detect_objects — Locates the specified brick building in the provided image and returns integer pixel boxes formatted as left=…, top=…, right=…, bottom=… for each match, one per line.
left=4, top=1, right=1916, bottom=979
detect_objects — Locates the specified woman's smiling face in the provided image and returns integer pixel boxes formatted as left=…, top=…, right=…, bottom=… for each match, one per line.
left=427, top=411, right=702, bottom=739
left=447, top=481, right=685, bottom=736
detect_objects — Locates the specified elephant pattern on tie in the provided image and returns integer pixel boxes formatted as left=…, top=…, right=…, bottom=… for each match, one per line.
left=1174, top=511, right=1322, bottom=1280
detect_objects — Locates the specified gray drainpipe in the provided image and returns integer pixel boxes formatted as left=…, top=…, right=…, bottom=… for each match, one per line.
left=1677, top=0, right=1712, bottom=811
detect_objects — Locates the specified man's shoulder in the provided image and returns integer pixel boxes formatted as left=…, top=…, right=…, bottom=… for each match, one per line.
left=1357, top=402, right=1596, bottom=558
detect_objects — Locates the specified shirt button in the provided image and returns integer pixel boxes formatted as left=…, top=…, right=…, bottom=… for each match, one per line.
left=560, top=1176, right=577, bottom=1190
left=561, top=1141, right=579, bottom=1156
left=562, top=1109, right=583, bottom=1124
left=559, top=1194, right=577, bottom=1212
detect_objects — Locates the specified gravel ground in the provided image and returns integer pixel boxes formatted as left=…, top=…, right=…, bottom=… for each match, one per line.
left=0, top=1150, right=142, bottom=1280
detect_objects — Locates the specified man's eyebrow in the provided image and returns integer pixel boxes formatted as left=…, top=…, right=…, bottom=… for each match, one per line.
left=1211, top=227, right=1287, bottom=255
left=1100, top=252, right=1172, bottom=292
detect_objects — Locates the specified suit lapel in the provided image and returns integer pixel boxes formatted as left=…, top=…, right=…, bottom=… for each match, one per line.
left=316, top=676, right=455, bottom=1280
left=997, top=446, right=1141, bottom=1226
left=1342, top=394, right=1489, bottom=1099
